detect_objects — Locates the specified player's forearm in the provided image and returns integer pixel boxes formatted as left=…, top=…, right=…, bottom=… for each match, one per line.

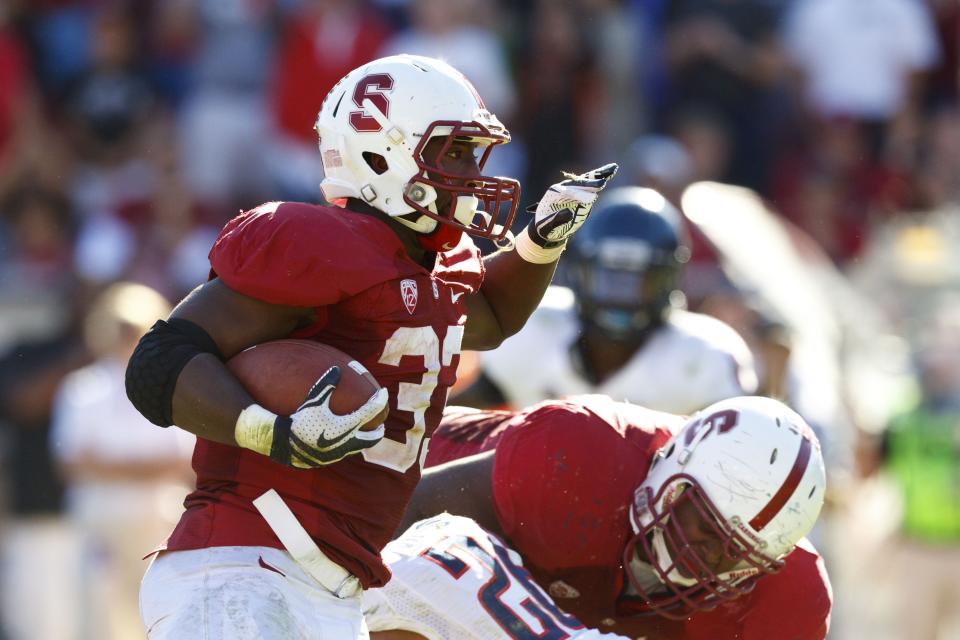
left=170, top=353, right=255, bottom=445
left=478, top=248, right=557, bottom=342
left=127, top=278, right=324, bottom=452
left=397, top=451, right=501, bottom=537
left=173, top=349, right=389, bottom=468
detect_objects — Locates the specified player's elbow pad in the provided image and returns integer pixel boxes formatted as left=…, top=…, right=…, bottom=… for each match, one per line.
left=125, top=318, right=223, bottom=427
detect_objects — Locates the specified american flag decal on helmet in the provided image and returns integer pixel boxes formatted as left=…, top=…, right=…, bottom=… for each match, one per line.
left=322, top=149, right=343, bottom=168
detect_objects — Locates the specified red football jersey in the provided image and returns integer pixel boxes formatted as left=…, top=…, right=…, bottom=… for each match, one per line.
left=427, top=396, right=833, bottom=639
left=164, top=202, right=483, bottom=588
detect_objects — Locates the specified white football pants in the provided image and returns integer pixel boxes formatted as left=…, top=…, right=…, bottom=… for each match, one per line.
left=140, top=546, right=368, bottom=640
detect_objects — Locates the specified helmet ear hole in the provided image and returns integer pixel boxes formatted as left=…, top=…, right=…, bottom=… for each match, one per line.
left=363, top=152, right=389, bottom=175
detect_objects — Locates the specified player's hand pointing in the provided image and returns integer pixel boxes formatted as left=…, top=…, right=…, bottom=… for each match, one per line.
left=516, top=163, right=619, bottom=263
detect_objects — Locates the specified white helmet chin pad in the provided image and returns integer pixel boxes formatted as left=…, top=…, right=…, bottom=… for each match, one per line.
left=454, top=194, right=482, bottom=227
left=395, top=193, right=480, bottom=235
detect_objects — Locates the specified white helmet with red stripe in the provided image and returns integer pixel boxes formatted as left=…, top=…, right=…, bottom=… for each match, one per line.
left=625, top=396, right=825, bottom=619
left=315, top=54, right=519, bottom=250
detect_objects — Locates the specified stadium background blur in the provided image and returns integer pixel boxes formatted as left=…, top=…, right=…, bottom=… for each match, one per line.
left=0, top=0, right=957, bottom=638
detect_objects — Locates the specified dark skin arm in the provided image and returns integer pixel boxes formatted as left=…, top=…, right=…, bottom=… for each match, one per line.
left=395, top=450, right=499, bottom=537
left=166, top=279, right=315, bottom=444
left=462, top=248, right=558, bottom=351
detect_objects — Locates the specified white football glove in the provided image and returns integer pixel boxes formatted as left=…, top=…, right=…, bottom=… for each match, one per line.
left=235, top=366, right=388, bottom=468
left=516, top=163, right=619, bottom=263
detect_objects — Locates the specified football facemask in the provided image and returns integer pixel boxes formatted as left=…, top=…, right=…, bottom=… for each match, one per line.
left=404, top=122, right=520, bottom=246
left=623, top=478, right=781, bottom=619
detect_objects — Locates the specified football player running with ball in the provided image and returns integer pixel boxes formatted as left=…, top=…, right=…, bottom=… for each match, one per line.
left=365, top=395, right=831, bottom=640
left=126, top=55, right=618, bottom=639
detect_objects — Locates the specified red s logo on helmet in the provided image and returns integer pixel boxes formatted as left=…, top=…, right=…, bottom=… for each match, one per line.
left=683, top=409, right=739, bottom=446
left=349, top=74, right=394, bottom=132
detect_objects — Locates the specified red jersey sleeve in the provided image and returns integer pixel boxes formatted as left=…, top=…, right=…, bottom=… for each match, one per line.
left=490, top=397, right=677, bottom=573
left=685, top=539, right=832, bottom=640
left=208, top=202, right=415, bottom=307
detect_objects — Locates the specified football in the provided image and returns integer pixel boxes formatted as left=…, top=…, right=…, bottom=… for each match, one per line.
left=227, top=340, right=387, bottom=430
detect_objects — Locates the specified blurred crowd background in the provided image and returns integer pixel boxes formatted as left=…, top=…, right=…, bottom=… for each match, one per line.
left=0, top=0, right=958, bottom=638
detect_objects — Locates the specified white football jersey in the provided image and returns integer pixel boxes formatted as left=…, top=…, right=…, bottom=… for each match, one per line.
left=363, top=514, right=628, bottom=640
left=481, top=286, right=758, bottom=414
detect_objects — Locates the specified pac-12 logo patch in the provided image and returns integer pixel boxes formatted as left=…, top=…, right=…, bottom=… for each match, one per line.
left=400, top=278, right=418, bottom=314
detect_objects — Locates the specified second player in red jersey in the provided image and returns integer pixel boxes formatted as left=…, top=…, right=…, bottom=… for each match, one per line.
left=387, top=395, right=832, bottom=640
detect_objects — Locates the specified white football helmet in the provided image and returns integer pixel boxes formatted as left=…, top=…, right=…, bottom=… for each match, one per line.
left=625, top=396, right=826, bottom=619
left=315, top=54, right=520, bottom=250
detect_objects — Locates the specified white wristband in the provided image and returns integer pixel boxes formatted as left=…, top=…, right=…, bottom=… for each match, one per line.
left=235, top=404, right=278, bottom=456
left=515, top=227, right=566, bottom=264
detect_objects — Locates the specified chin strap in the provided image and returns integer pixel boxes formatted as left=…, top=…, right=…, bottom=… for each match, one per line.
left=396, top=211, right=439, bottom=235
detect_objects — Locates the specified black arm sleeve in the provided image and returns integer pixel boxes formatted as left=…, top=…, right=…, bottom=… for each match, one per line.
left=125, top=318, right=223, bottom=427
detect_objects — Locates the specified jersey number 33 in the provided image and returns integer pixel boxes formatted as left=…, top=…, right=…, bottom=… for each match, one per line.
left=363, top=325, right=464, bottom=473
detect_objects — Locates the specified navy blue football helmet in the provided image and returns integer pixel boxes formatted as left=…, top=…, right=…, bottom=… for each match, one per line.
left=567, top=186, right=690, bottom=342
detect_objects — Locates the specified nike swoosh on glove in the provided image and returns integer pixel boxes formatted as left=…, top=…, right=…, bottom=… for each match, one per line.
left=235, top=366, right=388, bottom=468
left=272, top=366, right=388, bottom=468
